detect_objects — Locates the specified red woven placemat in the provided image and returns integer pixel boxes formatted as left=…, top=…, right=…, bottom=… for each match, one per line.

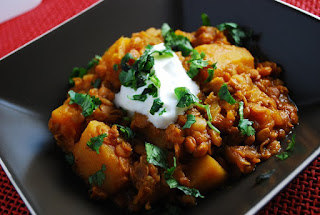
left=281, top=0, right=320, bottom=16
left=0, top=0, right=319, bottom=214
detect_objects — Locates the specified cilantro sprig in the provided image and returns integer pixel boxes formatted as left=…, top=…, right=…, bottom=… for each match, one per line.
left=276, top=134, right=296, bottom=160
left=218, top=83, right=236, bottom=105
left=161, top=23, right=193, bottom=57
left=216, top=22, right=251, bottom=46
left=174, top=87, right=199, bottom=108
left=68, top=90, right=101, bottom=117
left=164, top=157, right=204, bottom=198
left=145, top=142, right=168, bottom=169
left=88, top=164, right=106, bottom=187
left=205, top=62, right=217, bottom=83
left=87, top=133, right=107, bottom=154
left=238, top=101, right=255, bottom=136
left=150, top=98, right=165, bottom=115
left=145, top=143, right=204, bottom=198
left=116, top=124, right=135, bottom=139
left=187, top=50, right=208, bottom=79
left=174, top=87, right=216, bottom=131
left=69, top=55, right=101, bottom=86
left=183, top=114, right=196, bottom=129
left=201, top=13, right=211, bottom=26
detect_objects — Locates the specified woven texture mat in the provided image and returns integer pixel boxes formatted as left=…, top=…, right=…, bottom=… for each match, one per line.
left=0, top=0, right=319, bottom=214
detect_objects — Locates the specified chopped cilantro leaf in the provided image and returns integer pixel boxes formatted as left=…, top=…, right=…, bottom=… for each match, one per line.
left=88, top=164, right=106, bottom=187
left=145, top=142, right=168, bottom=169
left=69, top=56, right=101, bottom=86
left=286, top=134, right=296, bottom=151
left=92, top=78, right=101, bottom=88
left=149, top=72, right=161, bottom=88
left=152, top=49, right=174, bottom=58
left=143, top=84, right=158, bottom=98
left=201, top=13, right=211, bottom=26
left=238, top=101, right=255, bottom=136
left=159, top=108, right=167, bottom=116
left=150, top=98, right=164, bottom=115
left=187, top=50, right=208, bottom=79
left=130, top=94, right=148, bottom=102
left=120, top=53, right=134, bottom=71
left=119, top=46, right=157, bottom=90
left=119, top=68, right=136, bottom=87
left=69, top=67, right=87, bottom=86
left=239, top=119, right=255, bottom=136
left=276, top=134, right=296, bottom=160
left=87, top=133, right=107, bottom=154
left=161, top=23, right=193, bottom=57
left=205, top=62, right=217, bottom=83
left=183, top=114, right=196, bottom=129
left=65, top=153, right=74, bottom=166
left=218, top=83, right=236, bottom=104
left=68, top=90, right=101, bottom=117
left=113, top=64, right=119, bottom=71
left=216, top=22, right=251, bottom=46
left=164, top=157, right=204, bottom=198
left=207, top=121, right=220, bottom=133
left=256, top=169, right=275, bottom=185
left=87, top=55, right=101, bottom=70
left=195, top=103, right=212, bottom=121
left=174, top=87, right=199, bottom=108
left=145, top=143, right=204, bottom=199
left=116, top=124, right=134, bottom=139
left=276, top=152, right=291, bottom=160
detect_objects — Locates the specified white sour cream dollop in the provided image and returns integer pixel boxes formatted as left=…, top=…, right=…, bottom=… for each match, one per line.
left=114, top=43, right=199, bottom=129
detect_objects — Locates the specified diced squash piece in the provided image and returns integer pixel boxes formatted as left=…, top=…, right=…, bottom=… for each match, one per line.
left=48, top=103, right=84, bottom=152
left=195, top=44, right=254, bottom=70
left=73, top=120, right=130, bottom=195
left=185, top=155, right=227, bottom=191
left=100, top=37, right=131, bottom=89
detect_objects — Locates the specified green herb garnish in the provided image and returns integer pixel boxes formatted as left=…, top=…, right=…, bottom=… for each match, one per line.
left=145, top=143, right=204, bottom=198
left=207, top=121, right=220, bottom=133
left=69, top=55, right=101, bottom=86
left=88, top=164, right=106, bottom=187
left=159, top=108, right=167, bottom=116
left=68, top=90, right=101, bottom=117
left=276, top=134, right=296, bottom=160
left=187, top=50, right=209, bottom=79
left=216, top=22, right=250, bottom=46
left=152, top=49, right=174, bottom=58
left=130, top=94, right=148, bottom=102
left=205, top=62, right=217, bottom=83
left=113, top=64, right=119, bottom=71
left=255, top=169, right=275, bottom=185
left=145, top=142, right=168, bottom=169
left=161, top=23, right=193, bottom=57
left=201, top=13, right=211, bottom=26
left=218, top=83, right=236, bottom=104
left=150, top=98, right=164, bottom=115
left=87, top=133, right=107, bottom=154
left=148, top=70, right=161, bottom=88
left=116, top=124, right=134, bottom=139
left=164, top=157, right=204, bottom=198
left=87, top=55, right=101, bottom=69
left=183, top=114, right=196, bottom=129
left=92, top=78, right=101, bottom=88
left=174, top=87, right=199, bottom=108
left=238, top=101, right=255, bottom=136
left=195, top=103, right=212, bottom=121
